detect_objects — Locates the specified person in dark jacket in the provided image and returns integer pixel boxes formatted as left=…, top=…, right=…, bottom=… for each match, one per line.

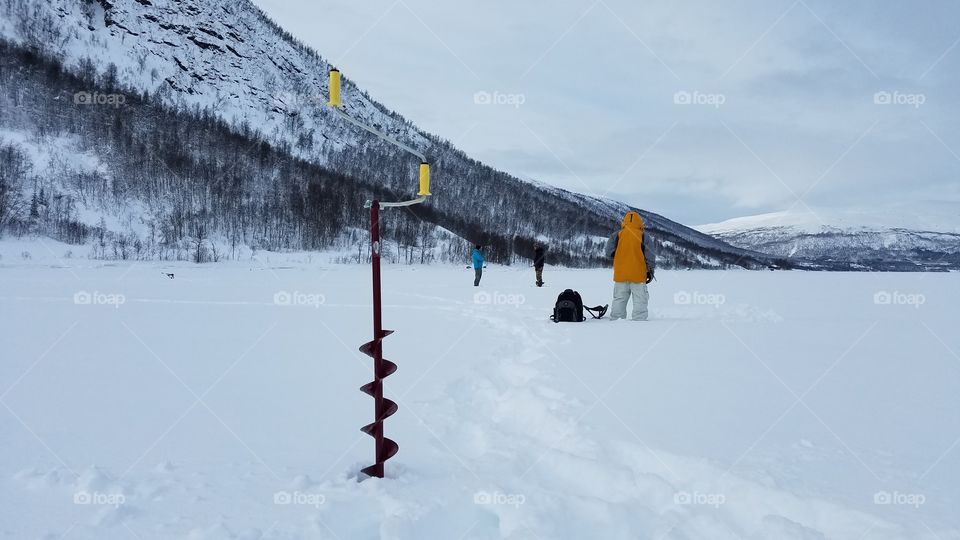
left=472, top=245, right=485, bottom=286
left=533, top=244, right=546, bottom=287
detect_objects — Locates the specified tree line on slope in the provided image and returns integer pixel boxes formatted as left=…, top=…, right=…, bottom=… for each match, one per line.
left=0, top=37, right=775, bottom=269
left=0, top=40, right=470, bottom=263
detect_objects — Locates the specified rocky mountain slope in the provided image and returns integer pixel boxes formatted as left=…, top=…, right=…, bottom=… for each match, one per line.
left=0, top=0, right=791, bottom=269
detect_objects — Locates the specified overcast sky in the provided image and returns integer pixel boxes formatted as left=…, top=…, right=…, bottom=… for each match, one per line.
left=253, top=0, right=960, bottom=224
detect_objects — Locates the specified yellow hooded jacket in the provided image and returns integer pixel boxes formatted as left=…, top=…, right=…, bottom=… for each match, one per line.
left=613, top=211, right=649, bottom=283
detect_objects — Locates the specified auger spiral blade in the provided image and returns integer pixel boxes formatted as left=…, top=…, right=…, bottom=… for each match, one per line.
left=358, top=328, right=398, bottom=479
left=360, top=437, right=398, bottom=478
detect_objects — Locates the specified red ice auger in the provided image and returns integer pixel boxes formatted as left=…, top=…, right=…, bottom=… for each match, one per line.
left=358, top=201, right=399, bottom=478
left=328, top=68, right=432, bottom=478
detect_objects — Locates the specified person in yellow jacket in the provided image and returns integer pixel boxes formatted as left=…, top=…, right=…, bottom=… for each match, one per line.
left=604, top=211, right=656, bottom=320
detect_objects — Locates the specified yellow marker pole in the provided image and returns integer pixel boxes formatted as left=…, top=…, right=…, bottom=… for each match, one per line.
left=328, top=69, right=341, bottom=108
left=418, top=162, right=431, bottom=196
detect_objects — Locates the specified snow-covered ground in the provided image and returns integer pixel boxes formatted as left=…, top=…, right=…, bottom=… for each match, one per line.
left=1, top=250, right=959, bottom=539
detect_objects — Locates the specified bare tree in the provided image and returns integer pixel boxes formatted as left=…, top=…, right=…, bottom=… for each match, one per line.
left=0, top=142, right=31, bottom=236
left=192, top=222, right=207, bottom=263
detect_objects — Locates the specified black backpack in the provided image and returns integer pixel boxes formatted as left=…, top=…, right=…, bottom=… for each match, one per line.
left=551, top=289, right=608, bottom=322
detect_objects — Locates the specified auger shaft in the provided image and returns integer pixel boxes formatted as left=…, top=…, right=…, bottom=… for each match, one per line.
left=359, top=200, right=399, bottom=478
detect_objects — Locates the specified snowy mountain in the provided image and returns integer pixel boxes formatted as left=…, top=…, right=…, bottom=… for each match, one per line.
left=697, top=204, right=960, bottom=271
left=0, top=0, right=788, bottom=269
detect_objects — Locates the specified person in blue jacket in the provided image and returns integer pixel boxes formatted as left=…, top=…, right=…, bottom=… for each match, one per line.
left=472, top=244, right=485, bottom=286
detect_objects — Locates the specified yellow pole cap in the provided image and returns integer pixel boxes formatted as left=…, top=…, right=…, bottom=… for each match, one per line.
left=328, top=69, right=341, bottom=108
left=418, top=162, right=431, bottom=196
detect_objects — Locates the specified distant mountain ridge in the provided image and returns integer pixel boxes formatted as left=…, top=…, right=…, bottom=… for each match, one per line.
left=698, top=205, right=960, bottom=271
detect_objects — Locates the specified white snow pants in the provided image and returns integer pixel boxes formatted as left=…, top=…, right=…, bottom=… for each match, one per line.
left=610, top=281, right=649, bottom=321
